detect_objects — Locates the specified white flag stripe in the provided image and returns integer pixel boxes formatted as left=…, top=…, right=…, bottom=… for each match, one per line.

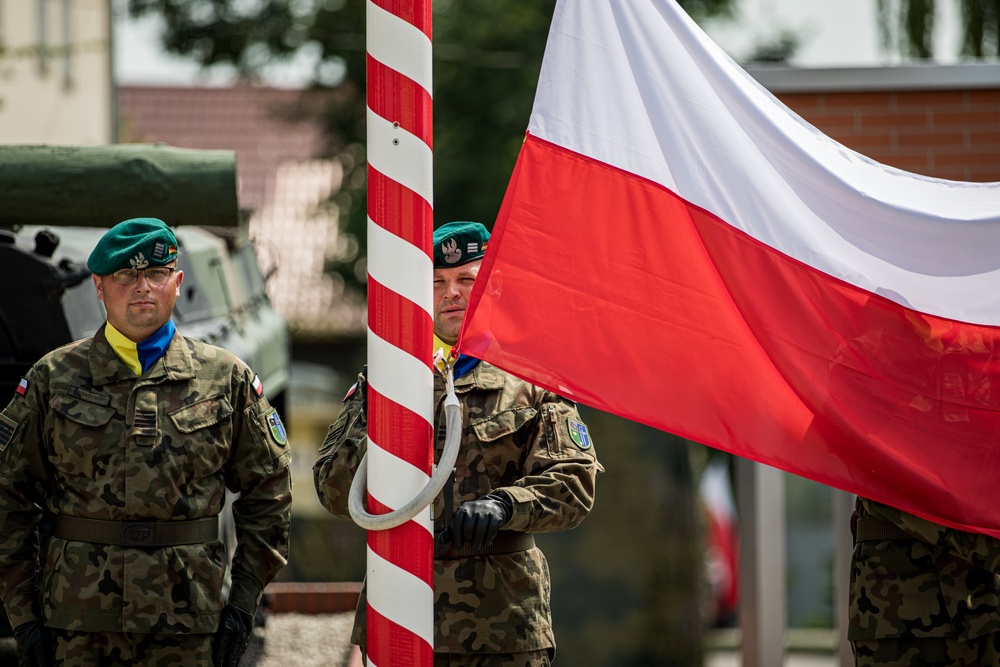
left=366, top=1, right=433, bottom=95
left=367, top=437, right=434, bottom=525
left=368, top=215, right=434, bottom=316
left=532, top=0, right=1000, bottom=325
left=367, top=328, right=434, bottom=423
left=368, top=109, right=434, bottom=207
left=367, top=545, right=435, bottom=642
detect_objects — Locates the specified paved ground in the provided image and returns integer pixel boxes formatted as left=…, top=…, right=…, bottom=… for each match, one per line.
left=0, top=616, right=845, bottom=666
left=706, top=653, right=840, bottom=667
left=0, top=613, right=358, bottom=667
left=244, top=612, right=356, bottom=667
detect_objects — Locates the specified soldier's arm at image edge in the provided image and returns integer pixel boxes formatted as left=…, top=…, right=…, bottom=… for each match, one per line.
left=0, top=378, right=49, bottom=627
left=861, top=497, right=1000, bottom=572
left=313, top=392, right=367, bottom=520
left=225, top=367, right=293, bottom=614
left=501, top=393, right=603, bottom=534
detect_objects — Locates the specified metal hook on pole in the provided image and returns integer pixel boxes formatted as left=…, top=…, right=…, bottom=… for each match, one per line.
left=348, top=359, right=462, bottom=531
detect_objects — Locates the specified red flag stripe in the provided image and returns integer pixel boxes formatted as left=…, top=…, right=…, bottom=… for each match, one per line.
left=462, top=133, right=1000, bottom=538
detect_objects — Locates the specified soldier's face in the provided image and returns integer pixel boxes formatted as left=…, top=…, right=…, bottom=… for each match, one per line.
left=433, top=260, right=481, bottom=345
left=93, top=264, right=184, bottom=342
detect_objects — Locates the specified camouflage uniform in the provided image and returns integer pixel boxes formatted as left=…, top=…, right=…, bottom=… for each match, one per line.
left=314, top=361, right=602, bottom=662
left=0, top=327, right=291, bottom=657
left=850, top=496, right=1000, bottom=666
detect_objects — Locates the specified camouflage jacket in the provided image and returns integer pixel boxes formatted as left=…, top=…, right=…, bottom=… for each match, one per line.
left=850, top=496, right=1000, bottom=642
left=0, top=327, right=292, bottom=634
left=314, top=361, right=603, bottom=654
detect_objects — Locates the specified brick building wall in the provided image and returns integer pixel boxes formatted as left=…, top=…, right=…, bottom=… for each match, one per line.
left=753, top=64, right=1000, bottom=183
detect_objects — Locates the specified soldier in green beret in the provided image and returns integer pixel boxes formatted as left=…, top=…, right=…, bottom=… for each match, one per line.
left=0, top=217, right=292, bottom=666
left=315, top=221, right=603, bottom=666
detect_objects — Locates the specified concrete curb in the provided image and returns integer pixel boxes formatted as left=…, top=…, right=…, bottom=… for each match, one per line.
left=264, top=582, right=362, bottom=615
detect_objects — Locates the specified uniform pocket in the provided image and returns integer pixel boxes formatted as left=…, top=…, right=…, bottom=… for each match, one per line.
left=169, top=396, right=234, bottom=476
left=470, top=407, right=537, bottom=443
left=49, top=394, right=116, bottom=477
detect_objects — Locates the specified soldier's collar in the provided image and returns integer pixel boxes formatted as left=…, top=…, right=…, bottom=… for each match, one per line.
left=150, top=330, right=196, bottom=382
left=454, top=361, right=504, bottom=391
left=90, top=325, right=194, bottom=385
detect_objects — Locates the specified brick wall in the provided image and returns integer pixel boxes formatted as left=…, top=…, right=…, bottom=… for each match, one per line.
left=776, top=88, right=1000, bottom=182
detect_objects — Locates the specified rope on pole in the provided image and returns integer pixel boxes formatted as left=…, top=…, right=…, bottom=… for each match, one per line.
left=350, top=367, right=461, bottom=530
left=365, top=0, right=435, bottom=665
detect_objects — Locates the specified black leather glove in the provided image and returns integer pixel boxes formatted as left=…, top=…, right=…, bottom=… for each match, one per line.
left=451, top=491, right=513, bottom=550
left=212, top=604, right=254, bottom=667
left=14, top=620, right=53, bottom=667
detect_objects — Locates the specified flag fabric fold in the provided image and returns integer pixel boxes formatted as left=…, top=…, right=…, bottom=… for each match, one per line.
left=460, top=0, right=1000, bottom=537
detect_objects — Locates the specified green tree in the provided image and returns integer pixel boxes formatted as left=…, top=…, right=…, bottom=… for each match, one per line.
left=126, top=0, right=735, bottom=298
left=878, top=0, right=1000, bottom=59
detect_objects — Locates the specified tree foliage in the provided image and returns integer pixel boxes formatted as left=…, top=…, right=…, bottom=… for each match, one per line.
left=878, top=0, right=1000, bottom=59
left=125, top=0, right=734, bottom=297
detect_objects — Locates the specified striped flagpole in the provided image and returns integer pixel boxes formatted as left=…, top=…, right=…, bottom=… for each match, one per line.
left=365, top=1, right=435, bottom=666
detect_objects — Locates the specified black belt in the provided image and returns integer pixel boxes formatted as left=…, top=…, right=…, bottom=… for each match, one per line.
left=52, top=515, right=219, bottom=547
left=434, top=531, right=535, bottom=559
left=854, top=516, right=915, bottom=543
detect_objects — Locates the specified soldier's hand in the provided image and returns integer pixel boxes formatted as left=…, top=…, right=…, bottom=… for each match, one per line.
left=452, top=492, right=513, bottom=550
left=13, top=619, right=53, bottom=667
left=212, top=604, right=254, bottom=667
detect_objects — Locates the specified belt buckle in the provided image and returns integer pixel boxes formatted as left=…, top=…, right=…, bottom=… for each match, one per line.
left=121, top=521, right=156, bottom=546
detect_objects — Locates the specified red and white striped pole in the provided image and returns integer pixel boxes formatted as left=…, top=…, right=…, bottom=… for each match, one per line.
left=365, top=0, right=435, bottom=666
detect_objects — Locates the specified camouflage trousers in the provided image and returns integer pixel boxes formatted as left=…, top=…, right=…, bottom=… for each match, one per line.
left=363, top=649, right=552, bottom=667
left=50, top=627, right=214, bottom=666
left=853, top=634, right=1000, bottom=667
left=432, top=649, right=553, bottom=667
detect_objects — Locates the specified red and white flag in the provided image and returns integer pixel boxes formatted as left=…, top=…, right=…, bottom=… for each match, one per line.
left=461, top=0, right=1000, bottom=536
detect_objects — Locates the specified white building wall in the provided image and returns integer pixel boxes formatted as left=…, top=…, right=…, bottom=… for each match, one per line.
left=0, top=0, right=112, bottom=145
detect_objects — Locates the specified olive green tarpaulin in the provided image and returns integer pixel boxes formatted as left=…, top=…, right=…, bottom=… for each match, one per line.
left=0, top=144, right=239, bottom=227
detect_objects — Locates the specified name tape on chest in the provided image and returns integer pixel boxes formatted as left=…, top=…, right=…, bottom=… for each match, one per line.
left=67, top=384, right=112, bottom=407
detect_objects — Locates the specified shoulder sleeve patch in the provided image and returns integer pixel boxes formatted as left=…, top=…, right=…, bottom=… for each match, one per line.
left=266, top=408, right=288, bottom=446
left=567, top=418, right=593, bottom=450
left=0, top=411, right=17, bottom=452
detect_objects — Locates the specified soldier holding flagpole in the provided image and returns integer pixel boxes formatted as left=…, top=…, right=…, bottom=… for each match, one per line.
left=315, top=221, right=603, bottom=666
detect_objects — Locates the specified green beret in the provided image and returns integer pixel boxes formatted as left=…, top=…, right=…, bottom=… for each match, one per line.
left=433, top=221, right=490, bottom=268
left=87, top=217, right=179, bottom=275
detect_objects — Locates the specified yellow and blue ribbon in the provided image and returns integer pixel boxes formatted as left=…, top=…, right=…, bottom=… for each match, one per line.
left=106, top=320, right=176, bottom=376
left=433, top=334, right=480, bottom=379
